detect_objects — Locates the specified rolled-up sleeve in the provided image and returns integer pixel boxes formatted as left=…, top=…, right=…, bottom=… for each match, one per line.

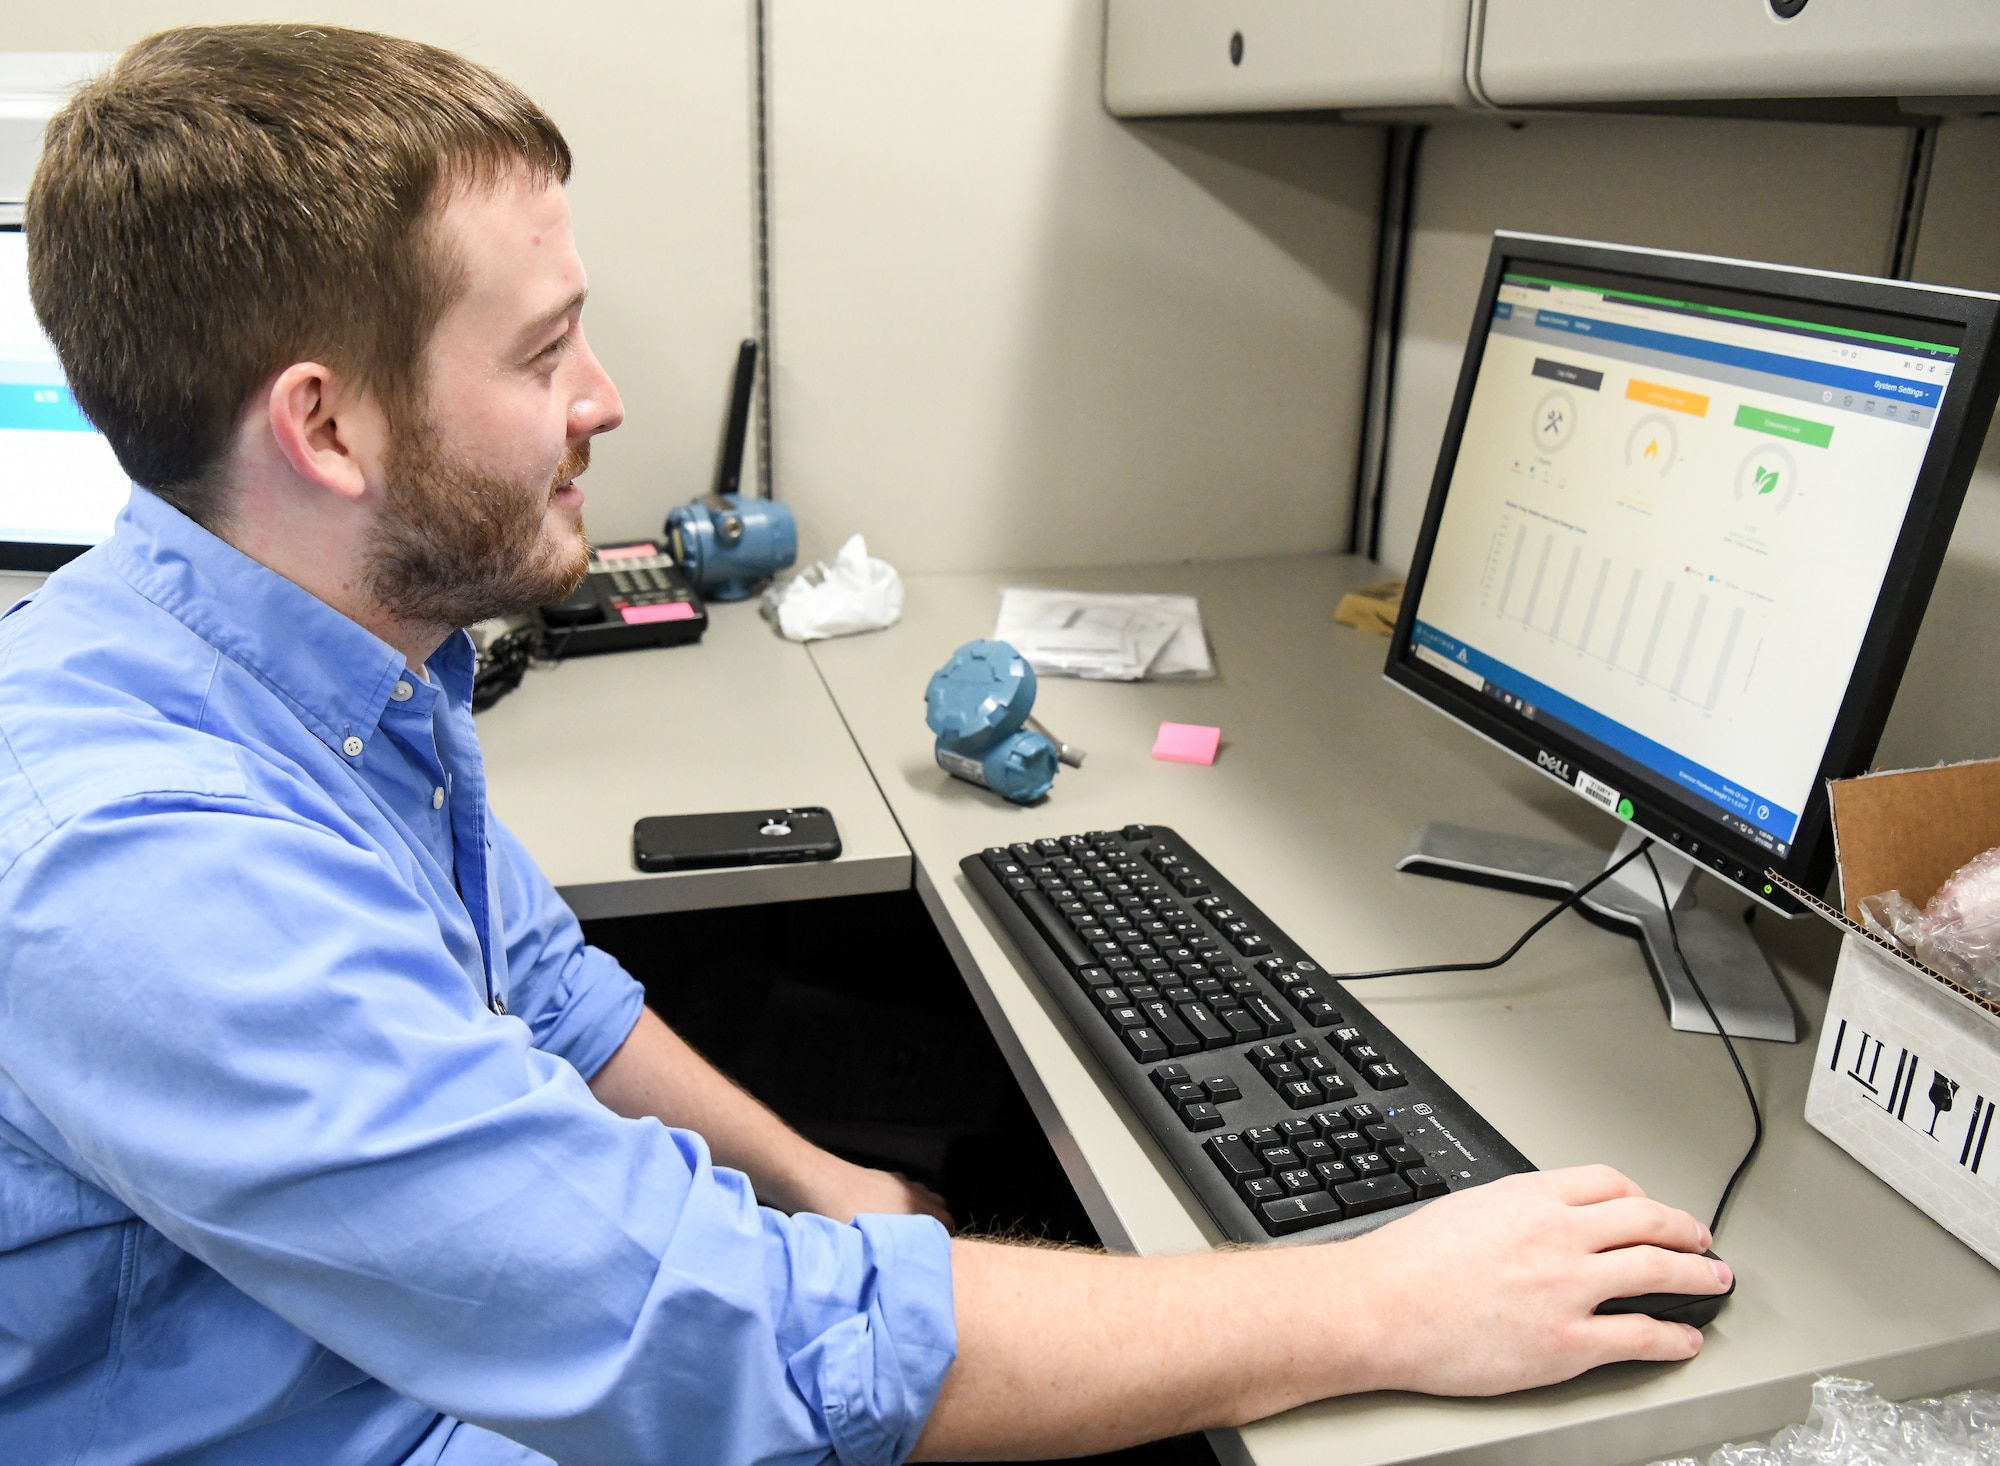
left=0, top=793, right=957, bottom=1465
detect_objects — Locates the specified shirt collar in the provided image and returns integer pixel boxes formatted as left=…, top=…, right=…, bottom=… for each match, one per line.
left=107, top=487, right=432, bottom=755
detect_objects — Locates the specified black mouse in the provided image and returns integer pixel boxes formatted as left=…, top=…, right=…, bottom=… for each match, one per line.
left=1594, top=1250, right=1734, bottom=1328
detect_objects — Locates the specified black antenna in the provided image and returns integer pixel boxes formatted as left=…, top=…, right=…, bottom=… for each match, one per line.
left=713, top=339, right=758, bottom=500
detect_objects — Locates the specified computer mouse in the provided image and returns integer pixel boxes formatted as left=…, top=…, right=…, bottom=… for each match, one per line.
left=1594, top=1250, right=1734, bottom=1328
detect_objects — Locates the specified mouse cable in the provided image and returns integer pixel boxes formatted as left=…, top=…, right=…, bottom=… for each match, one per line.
left=1325, top=839, right=1650, bottom=983
left=1643, top=845, right=1764, bottom=1238
left=1321, top=835, right=1763, bottom=1235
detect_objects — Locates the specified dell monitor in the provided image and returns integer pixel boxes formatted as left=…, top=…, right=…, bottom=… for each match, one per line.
left=0, top=217, right=129, bottom=573
left=1386, top=232, right=2000, bottom=1041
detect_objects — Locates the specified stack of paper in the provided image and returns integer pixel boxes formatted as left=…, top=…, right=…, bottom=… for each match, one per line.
left=994, top=588, right=1214, bottom=681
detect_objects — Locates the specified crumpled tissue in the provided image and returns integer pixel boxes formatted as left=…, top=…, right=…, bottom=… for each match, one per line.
left=761, top=533, right=904, bottom=642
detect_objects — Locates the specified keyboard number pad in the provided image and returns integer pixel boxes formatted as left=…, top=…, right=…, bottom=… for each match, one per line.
left=1207, top=1124, right=1450, bottom=1235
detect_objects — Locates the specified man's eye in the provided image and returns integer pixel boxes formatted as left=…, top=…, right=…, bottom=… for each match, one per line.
left=536, top=334, right=571, bottom=364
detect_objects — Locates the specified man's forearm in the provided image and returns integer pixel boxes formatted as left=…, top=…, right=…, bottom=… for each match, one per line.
left=913, top=1239, right=1378, bottom=1458
left=914, top=1167, right=1731, bottom=1459
left=587, top=1006, right=832, bottom=1212
left=586, top=1005, right=950, bottom=1224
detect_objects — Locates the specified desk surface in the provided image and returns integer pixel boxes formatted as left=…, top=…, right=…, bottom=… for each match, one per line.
left=477, top=599, right=909, bottom=921
left=807, top=554, right=2000, bottom=1466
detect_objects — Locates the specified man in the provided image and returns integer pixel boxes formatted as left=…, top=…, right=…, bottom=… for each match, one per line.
left=0, top=25, right=1728, bottom=1465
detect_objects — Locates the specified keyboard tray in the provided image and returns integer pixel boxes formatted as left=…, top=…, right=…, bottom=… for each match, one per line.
left=962, top=824, right=1533, bottom=1245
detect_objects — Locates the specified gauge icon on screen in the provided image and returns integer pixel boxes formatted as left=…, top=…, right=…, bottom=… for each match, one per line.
left=1624, top=413, right=1678, bottom=476
left=1734, top=443, right=1798, bottom=514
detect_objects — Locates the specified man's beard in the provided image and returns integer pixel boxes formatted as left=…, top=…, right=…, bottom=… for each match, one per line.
left=364, top=424, right=591, bottom=630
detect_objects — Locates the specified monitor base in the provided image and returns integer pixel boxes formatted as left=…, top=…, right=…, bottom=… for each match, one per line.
left=1396, top=823, right=1799, bottom=1043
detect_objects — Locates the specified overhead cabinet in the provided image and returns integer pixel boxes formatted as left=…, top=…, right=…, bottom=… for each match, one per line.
left=1103, top=0, right=1473, bottom=117
left=1106, top=0, right=2000, bottom=118
left=1476, top=0, right=2000, bottom=107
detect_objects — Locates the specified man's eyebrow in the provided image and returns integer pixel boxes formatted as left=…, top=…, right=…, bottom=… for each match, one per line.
left=514, top=288, right=589, bottom=352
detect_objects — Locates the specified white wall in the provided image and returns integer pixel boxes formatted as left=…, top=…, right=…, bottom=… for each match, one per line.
left=766, top=0, right=1383, bottom=574
left=1377, top=115, right=1912, bottom=574
left=2, top=2, right=759, bottom=546
left=1876, top=118, right=2000, bottom=772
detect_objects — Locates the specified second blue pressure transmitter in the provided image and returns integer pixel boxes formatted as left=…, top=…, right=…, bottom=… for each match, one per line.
left=925, top=639, right=1085, bottom=804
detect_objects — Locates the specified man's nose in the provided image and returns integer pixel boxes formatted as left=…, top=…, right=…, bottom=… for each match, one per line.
left=572, top=338, right=625, bottom=437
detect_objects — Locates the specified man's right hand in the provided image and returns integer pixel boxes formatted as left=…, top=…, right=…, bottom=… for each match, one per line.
left=1337, top=1164, right=1728, bottom=1397
left=914, top=1163, right=1728, bottom=1460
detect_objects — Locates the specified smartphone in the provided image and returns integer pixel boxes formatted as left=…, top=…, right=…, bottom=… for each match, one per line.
left=632, top=807, right=841, bottom=873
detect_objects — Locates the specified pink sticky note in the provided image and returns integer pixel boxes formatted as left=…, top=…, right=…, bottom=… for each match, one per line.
left=620, top=601, right=697, bottom=624
left=1153, top=721, right=1221, bottom=765
left=595, top=542, right=659, bottom=561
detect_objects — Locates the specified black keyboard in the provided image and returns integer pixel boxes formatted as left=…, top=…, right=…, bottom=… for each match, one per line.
left=962, top=824, right=1533, bottom=1244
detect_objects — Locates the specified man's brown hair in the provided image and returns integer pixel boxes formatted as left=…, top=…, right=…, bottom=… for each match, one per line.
left=25, top=25, right=572, bottom=528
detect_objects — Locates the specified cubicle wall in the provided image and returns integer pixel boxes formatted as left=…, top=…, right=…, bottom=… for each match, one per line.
left=1877, top=120, right=2000, bottom=773
left=1373, top=115, right=1916, bottom=574
left=764, top=0, right=1382, bottom=574
left=2, top=0, right=763, bottom=549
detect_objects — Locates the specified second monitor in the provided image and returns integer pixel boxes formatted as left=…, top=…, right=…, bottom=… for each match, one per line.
left=1386, top=232, right=2000, bottom=1040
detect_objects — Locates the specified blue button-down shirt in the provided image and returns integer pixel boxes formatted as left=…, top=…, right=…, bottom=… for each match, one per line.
left=0, top=489, right=954, bottom=1464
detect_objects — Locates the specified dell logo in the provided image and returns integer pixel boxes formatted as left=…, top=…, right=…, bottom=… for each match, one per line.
left=1536, top=750, right=1572, bottom=780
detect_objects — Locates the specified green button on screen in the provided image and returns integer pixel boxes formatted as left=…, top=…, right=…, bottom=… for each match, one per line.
left=1735, top=403, right=1833, bottom=448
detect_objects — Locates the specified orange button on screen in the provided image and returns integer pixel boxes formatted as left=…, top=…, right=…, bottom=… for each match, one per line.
left=1625, top=378, right=1711, bottom=416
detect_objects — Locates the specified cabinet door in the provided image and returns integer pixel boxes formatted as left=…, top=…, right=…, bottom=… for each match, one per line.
left=1478, top=0, right=2000, bottom=105
left=1105, top=0, right=1473, bottom=117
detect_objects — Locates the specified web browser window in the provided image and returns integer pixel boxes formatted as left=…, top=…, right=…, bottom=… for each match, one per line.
left=1409, top=263, right=1960, bottom=858
left=0, top=226, right=129, bottom=550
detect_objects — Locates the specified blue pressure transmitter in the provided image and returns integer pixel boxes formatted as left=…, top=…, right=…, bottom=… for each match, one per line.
left=664, top=339, right=799, bottom=602
left=925, top=640, right=1060, bottom=804
left=666, top=493, right=797, bottom=602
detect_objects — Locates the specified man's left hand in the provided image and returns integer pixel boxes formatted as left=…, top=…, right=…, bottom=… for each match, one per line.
left=789, top=1154, right=954, bottom=1229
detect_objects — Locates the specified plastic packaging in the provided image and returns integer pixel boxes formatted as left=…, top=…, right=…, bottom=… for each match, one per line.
left=1861, top=843, right=2000, bottom=1002
left=1649, top=1376, right=2000, bottom=1466
left=760, top=533, right=902, bottom=642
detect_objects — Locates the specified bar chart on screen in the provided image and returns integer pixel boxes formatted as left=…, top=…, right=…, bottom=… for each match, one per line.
left=1479, top=511, right=1765, bottom=718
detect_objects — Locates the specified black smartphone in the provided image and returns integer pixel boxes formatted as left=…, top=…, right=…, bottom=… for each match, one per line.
left=632, top=807, right=841, bottom=873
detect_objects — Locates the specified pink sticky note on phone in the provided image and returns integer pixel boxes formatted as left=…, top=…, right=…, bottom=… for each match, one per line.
left=1153, top=721, right=1221, bottom=765
left=620, top=602, right=697, bottom=624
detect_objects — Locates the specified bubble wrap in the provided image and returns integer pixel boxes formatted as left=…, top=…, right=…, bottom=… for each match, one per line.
left=1649, top=1376, right=2000, bottom=1466
left=1861, top=845, right=2000, bottom=1003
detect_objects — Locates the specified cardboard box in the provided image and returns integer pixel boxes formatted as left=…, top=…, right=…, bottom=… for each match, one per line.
left=1787, top=758, right=2000, bottom=1270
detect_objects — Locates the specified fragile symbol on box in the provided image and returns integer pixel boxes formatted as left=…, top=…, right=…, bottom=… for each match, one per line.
left=1828, top=1018, right=1997, bottom=1174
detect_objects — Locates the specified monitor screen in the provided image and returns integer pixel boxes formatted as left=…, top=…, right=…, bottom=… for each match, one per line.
left=0, top=222, right=129, bottom=570
left=1388, top=233, right=2000, bottom=908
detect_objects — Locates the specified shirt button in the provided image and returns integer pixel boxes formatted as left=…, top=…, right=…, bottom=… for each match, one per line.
left=432, top=786, right=445, bottom=810
left=342, top=736, right=364, bottom=758
left=391, top=679, right=414, bottom=702
left=492, top=994, right=508, bottom=1015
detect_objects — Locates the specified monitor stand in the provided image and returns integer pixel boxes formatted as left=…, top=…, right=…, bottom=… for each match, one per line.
left=1397, top=823, right=1799, bottom=1043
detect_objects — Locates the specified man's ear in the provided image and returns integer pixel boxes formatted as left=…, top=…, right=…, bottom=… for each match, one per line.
left=262, top=362, right=391, bottom=505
